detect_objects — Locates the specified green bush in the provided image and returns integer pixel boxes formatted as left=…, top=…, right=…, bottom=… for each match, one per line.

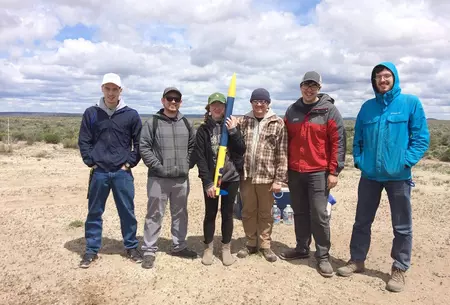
left=43, top=133, right=61, bottom=144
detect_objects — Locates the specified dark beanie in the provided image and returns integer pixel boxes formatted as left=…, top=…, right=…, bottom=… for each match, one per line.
left=250, top=88, right=271, bottom=103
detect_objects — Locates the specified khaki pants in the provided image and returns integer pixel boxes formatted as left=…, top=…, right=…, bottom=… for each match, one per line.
left=240, top=179, right=273, bottom=249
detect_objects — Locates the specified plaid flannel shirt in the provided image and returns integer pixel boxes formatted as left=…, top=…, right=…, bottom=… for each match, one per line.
left=238, top=109, right=288, bottom=184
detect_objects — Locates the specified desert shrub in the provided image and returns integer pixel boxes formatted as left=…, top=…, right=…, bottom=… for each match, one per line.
left=440, top=133, right=450, bottom=146
left=43, top=133, right=61, bottom=144
left=63, top=138, right=78, bottom=149
left=68, top=220, right=84, bottom=228
left=0, top=143, right=13, bottom=154
left=12, top=131, right=27, bottom=141
left=439, top=148, right=450, bottom=162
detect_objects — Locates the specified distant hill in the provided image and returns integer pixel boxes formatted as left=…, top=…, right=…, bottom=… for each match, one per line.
left=0, top=112, right=83, bottom=117
left=0, top=112, right=441, bottom=121
left=0, top=112, right=203, bottom=119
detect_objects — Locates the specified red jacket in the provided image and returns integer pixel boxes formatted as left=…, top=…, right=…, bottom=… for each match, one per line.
left=284, top=94, right=346, bottom=175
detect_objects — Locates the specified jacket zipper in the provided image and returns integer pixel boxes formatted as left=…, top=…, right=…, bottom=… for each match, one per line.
left=172, top=121, right=178, bottom=173
left=250, top=119, right=261, bottom=177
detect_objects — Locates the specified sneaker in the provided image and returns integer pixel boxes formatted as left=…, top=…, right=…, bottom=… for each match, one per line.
left=336, top=260, right=365, bottom=277
left=237, top=246, right=257, bottom=258
left=171, top=247, right=198, bottom=259
left=317, top=260, right=334, bottom=277
left=279, top=248, right=310, bottom=260
left=126, top=248, right=143, bottom=263
left=261, top=248, right=277, bottom=263
left=141, top=255, right=155, bottom=269
left=79, top=253, right=98, bottom=269
left=386, top=267, right=406, bottom=292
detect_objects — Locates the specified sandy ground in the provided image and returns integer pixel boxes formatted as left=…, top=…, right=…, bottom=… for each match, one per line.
left=0, top=142, right=449, bottom=305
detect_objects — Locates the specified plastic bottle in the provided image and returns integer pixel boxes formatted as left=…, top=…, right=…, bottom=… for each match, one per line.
left=272, top=202, right=281, bottom=224
left=283, top=204, right=294, bottom=225
left=327, top=194, right=337, bottom=217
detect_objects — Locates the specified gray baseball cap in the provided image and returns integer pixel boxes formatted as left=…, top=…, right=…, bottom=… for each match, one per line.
left=301, top=71, right=322, bottom=85
left=162, top=87, right=182, bottom=97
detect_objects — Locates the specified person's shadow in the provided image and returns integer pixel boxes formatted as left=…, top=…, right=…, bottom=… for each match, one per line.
left=271, top=240, right=391, bottom=283
left=65, top=235, right=251, bottom=259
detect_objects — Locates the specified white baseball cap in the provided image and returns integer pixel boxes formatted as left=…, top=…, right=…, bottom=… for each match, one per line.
left=102, top=73, right=122, bottom=87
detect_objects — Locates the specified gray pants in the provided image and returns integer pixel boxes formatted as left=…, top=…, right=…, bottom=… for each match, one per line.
left=288, top=170, right=330, bottom=261
left=142, top=176, right=190, bottom=256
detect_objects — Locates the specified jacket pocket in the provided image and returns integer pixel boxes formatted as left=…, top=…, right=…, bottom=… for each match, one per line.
left=360, top=117, right=380, bottom=177
left=382, top=147, right=406, bottom=178
left=386, top=114, right=409, bottom=145
left=163, top=157, right=189, bottom=177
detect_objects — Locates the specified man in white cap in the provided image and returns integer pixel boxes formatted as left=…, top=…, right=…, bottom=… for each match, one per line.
left=78, top=73, right=143, bottom=268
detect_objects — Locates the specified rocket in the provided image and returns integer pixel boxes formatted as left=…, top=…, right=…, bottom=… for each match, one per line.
left=213, top=73, right=236, bottom=196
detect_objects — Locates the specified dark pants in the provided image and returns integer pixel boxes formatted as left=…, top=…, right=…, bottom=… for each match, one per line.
left=203, top=181, right=239, bottom=244
left=85, top=168, right=138, bottom=254
left=288, top=170, right=330, bottom=261
left=350, top=177, right=412, bottom=271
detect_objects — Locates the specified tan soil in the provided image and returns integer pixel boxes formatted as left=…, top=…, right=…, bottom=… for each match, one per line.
left=0, top=142, right=449, bottom=305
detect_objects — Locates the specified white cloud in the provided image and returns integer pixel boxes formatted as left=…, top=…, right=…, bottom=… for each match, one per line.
left=0, top=0, right=449, bottom=119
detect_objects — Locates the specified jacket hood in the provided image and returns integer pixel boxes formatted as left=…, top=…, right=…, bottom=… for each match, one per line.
left=371, top=61, right=401, bottom=102
left=97, top=97, right=127, bottom=111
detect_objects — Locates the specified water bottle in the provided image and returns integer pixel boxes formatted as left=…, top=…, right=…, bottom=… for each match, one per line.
left=283, top=204, right=294, bottom=225
left=327, top=194, right=336, bottom=217
left=272, top=203, right=281, bottom=224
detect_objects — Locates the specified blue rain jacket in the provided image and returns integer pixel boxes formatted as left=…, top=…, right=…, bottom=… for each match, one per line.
left=353, top=62, right=430, bottom=181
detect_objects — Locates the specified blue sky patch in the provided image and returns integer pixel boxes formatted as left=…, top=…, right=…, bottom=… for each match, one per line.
left=55, top=24, right=97, bottom=41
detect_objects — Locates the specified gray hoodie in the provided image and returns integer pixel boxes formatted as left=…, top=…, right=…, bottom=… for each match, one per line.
left=97, top=97, right=127, bottom=116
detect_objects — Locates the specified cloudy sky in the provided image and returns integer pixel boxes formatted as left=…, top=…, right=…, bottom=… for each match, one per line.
left=1, top=0, right=449, bottom=119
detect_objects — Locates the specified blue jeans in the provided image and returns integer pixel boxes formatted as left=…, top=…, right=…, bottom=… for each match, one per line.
left=350, top=177, right=412, bottom=271
left=85, top=168, right=138, bottom=254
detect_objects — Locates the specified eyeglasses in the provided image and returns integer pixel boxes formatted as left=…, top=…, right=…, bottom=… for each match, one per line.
left=374, top=74, right=393, bottom=81
left=251, top=100, right=269, bottom=105
left=165, top=96, right=181, bottom=103
left=301, top=81, right=320, bottom=90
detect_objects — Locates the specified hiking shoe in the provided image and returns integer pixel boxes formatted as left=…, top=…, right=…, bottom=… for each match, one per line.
left=318, top=260, right=334, bottom=277
left=79, top=253, right=98, bottom=269
left=386, top=267, right=406, bottom=292
left=279, top=248, right=310, bottom=260
left=141, top=255, right=155, bottom=269
left=261, top=248, right=277, bottom=263
left=237, top=246, right=257, bottom=258
left=336, top=260, right=365, bottom=277
left=221, top=243, right=236, bottom=266
left=171, top=247, right=198, bottom=259
left=126, top=248, right=143, bottom=263
left=202, top=242, right=214, bottom=266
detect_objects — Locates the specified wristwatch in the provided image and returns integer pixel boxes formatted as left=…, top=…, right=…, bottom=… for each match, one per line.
left=125, top=162, right=131, bottom=169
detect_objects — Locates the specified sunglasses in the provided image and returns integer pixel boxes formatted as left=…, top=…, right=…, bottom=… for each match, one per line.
left=165, top=96, right=181, bottom=103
